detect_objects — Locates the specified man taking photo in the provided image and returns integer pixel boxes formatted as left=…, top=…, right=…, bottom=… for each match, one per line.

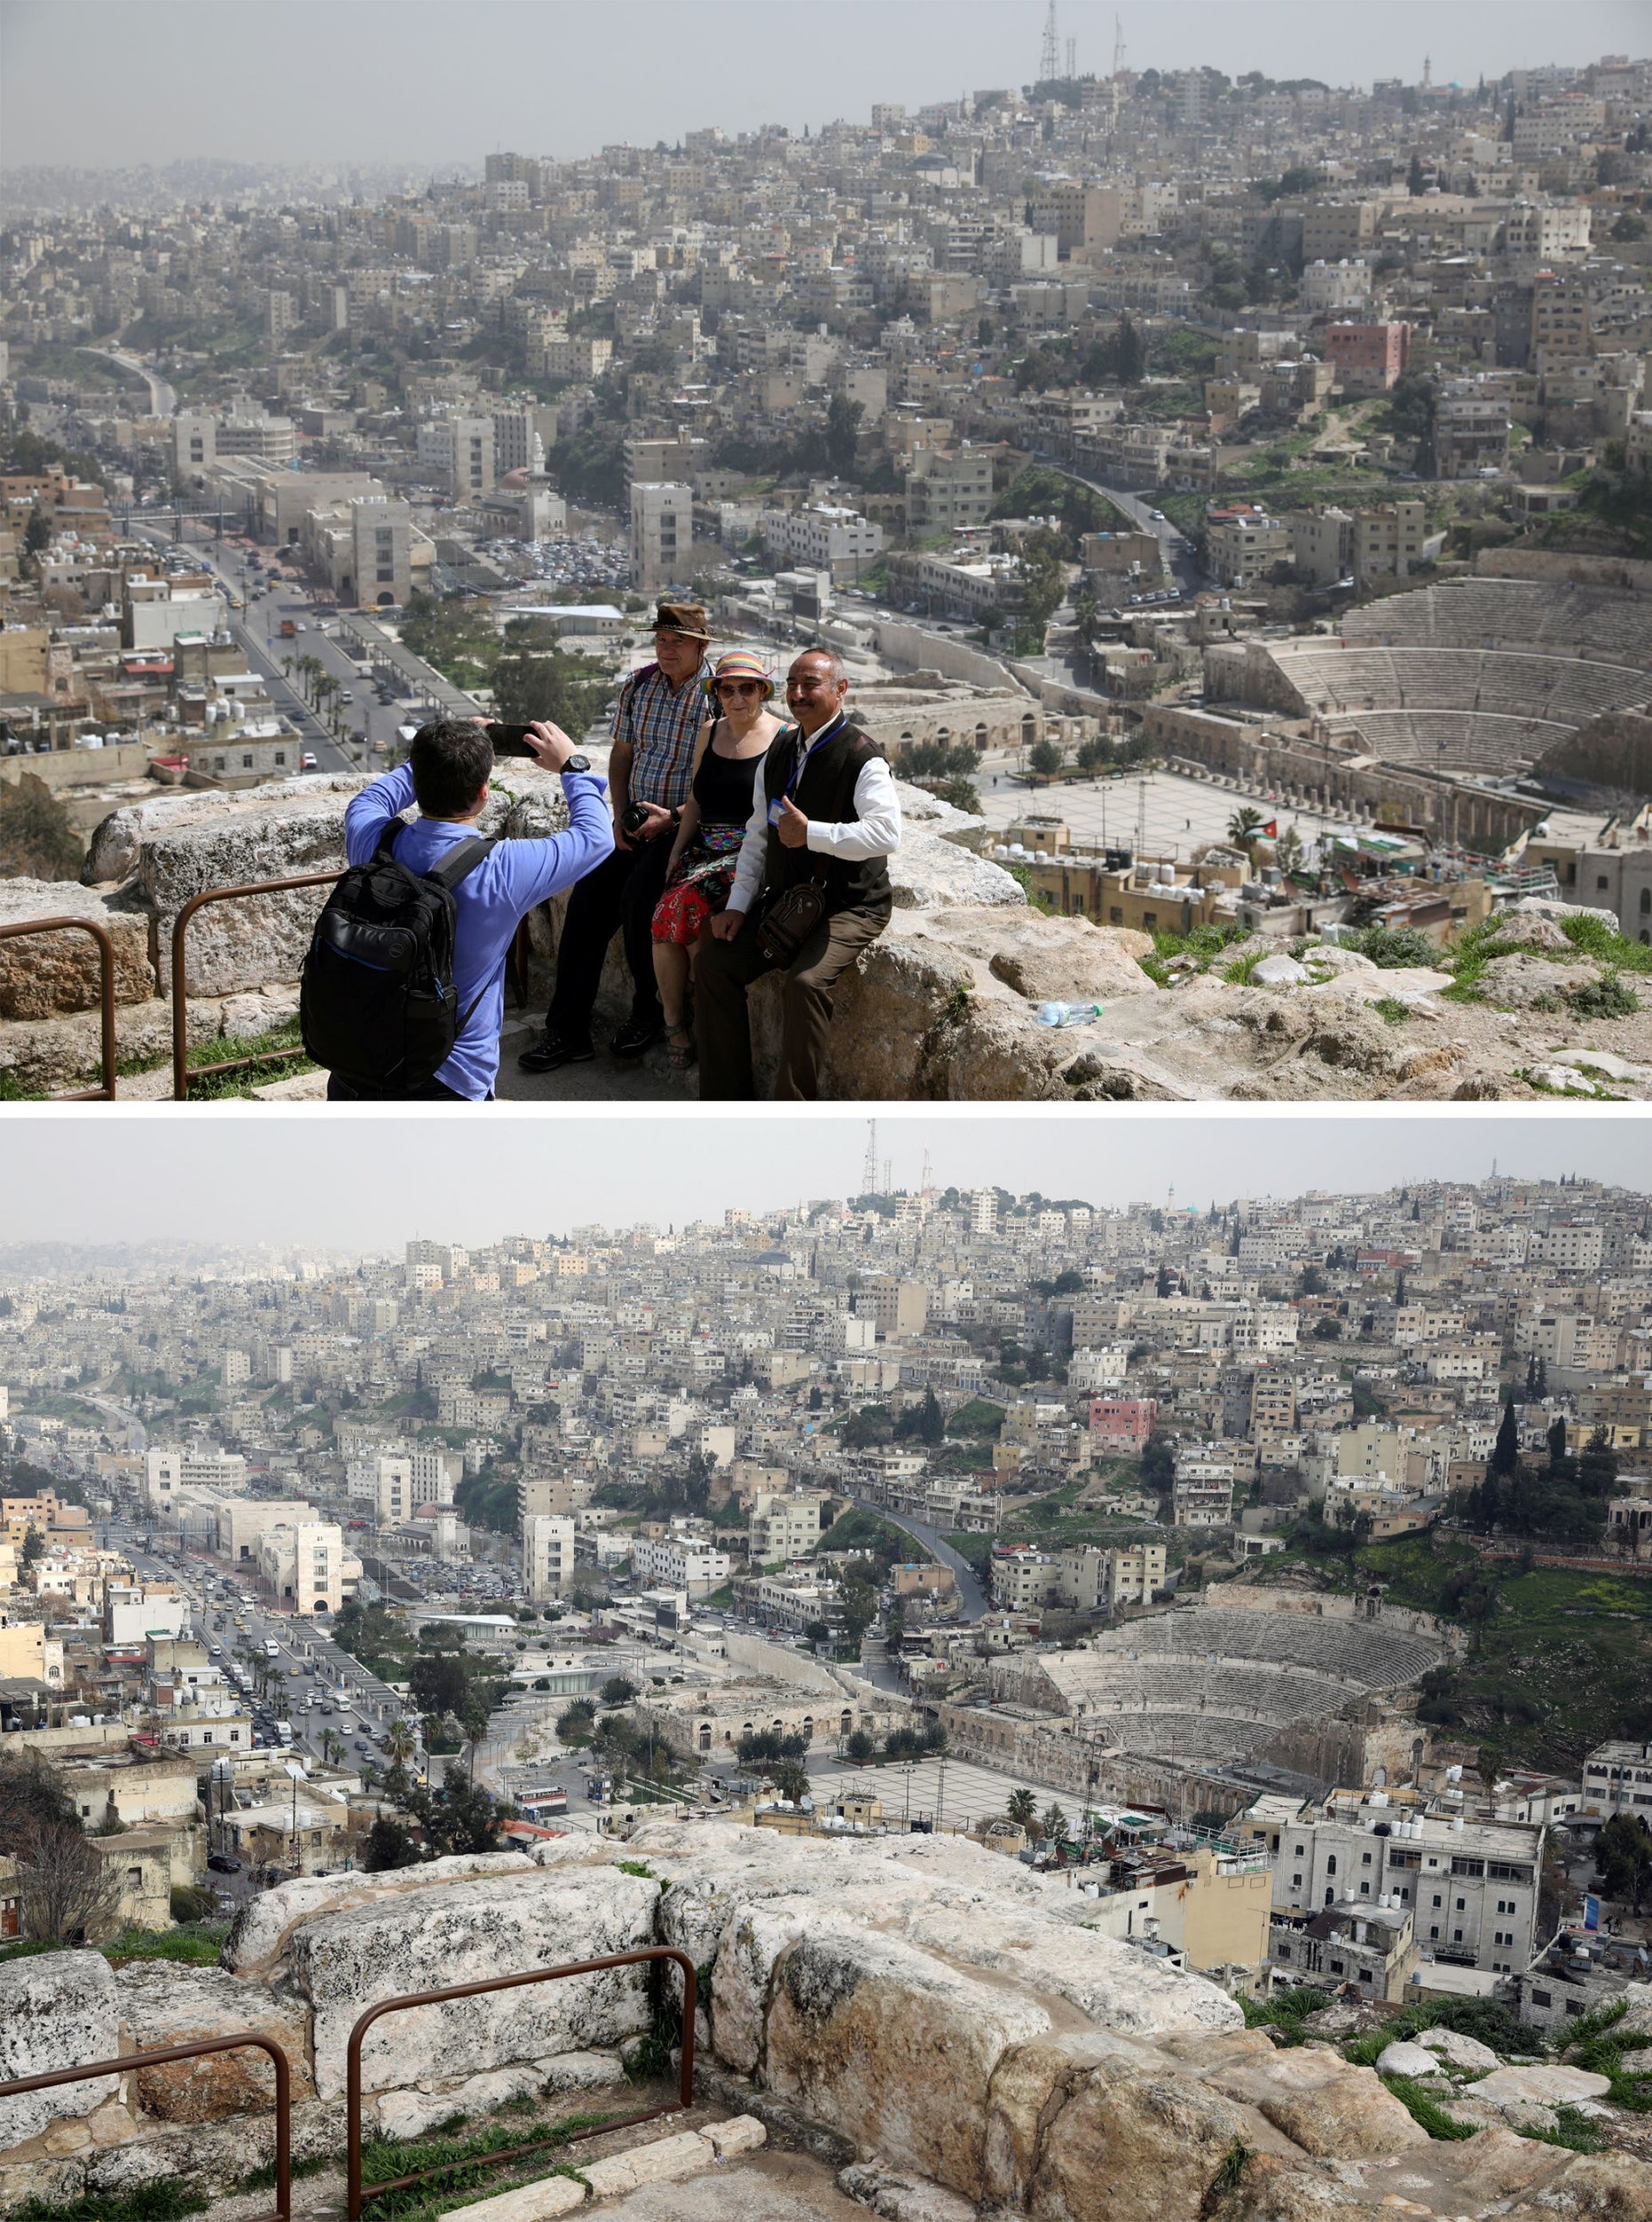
left=318, top=717, right=611, bottom=1101
left=695, top=648, right=901, bottom=1099
left=518, top=600, right=714, bottom=1072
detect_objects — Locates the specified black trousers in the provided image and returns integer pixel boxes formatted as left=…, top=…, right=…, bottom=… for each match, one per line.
left=695, top=906, right=888, bottom=1099
left=326, top=1075, right=478, bottom=1100
left=545, top=834, right=674, bottom=1041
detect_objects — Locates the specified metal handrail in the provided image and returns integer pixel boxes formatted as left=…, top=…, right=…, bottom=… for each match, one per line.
left=0, top=915, right=117, bottom=1099
left=0, top=2031, right=291, bottom=2222
left=345, top=1946, right=697, bottom=2222
left=170, top=870, right=338, bottom=1099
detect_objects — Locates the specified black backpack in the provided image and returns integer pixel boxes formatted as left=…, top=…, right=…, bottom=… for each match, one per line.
left=299, top=827, right=495, bottom=1090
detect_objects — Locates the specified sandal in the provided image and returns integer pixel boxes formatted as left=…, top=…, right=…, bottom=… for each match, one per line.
left=665, top=1025, right=697, bottom=1070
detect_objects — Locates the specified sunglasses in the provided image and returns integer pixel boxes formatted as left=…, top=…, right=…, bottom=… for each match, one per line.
left=716, top=680, right=763, bottom=697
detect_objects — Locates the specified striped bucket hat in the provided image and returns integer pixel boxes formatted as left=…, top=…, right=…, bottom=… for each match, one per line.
left=704, top=648, right=776, bottom=701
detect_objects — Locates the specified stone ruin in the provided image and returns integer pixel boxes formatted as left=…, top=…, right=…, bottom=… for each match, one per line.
left=3, top=1818, right=1650, bottom=2222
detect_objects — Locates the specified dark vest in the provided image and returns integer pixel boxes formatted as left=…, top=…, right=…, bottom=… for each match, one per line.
left=759, top=717, right=891, bottom=919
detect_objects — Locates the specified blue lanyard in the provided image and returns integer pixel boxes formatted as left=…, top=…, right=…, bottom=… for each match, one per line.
left=784, top=712, right=846, bottom=799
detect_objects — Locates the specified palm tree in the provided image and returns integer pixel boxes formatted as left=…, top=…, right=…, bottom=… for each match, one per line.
left=1227, top=806, right=1266, bottom=852
left=462, top=1693, right=491, bottom=1785
left=775, top=1760, right=810, bottom=1806
left=385, top=1717, right=417, bottom=1778
left=320, top=1729, right=344, bottom=1767
left=1006, top=1787, right=1039, bottom=1834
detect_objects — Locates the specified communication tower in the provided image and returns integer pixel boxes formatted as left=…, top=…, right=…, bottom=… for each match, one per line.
left=863, top=1120, right=878, bottom=1196
left=1040, top=0, right=1060, bottom=86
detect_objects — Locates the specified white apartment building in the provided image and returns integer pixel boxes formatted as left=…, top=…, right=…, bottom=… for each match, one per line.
left=1109, top=1540, right=1168, bottom=1606
left=1172, top=1457, right=1237, bottom=1527
left=631, top=1533, right=730, bottom=1597
left=144, top=1450, right=181, bottom=1515
left=1271, top=1794, right=1543, bottom=1978
left=630, top=480, right=692, bottom=593
left=750, top=1490, right=827, bottom=1562
left=1580, top=1739, right=1652, bottom=1822
left=414, top=414, right=494, bottom=499
left=759, top=503, right=884, bottom=585
left=524, top=1514, right=577, bottom=1601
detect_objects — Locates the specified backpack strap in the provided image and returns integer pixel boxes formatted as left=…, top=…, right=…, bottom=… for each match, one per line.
left=426, top=835, right=497, bottom=891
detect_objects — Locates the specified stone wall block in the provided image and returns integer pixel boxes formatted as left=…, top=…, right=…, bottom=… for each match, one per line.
left=288, top=1869, right=660, bottom=2099
left=0, top=883, right=155, bottom=1018
left=223, top=1850, right=534, bottom=1978
left=113, top=1962, right=315, bottom=2122
left=760, top=1923, right=1050, bottom=2204
left=0, top=1952, right=121, bottom=2152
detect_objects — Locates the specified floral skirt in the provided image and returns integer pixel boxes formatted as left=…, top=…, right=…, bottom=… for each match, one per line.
left=650, top=827, right=746, bottom=947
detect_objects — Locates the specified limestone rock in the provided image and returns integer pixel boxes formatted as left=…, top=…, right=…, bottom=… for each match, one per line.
left=288, top=1866, right=660, bottom=2099
left=0, top=883, right=154, bottom=1019
left=1253, top=954, right=1310, bottom=988
left=760, top=1920, right=1051, bottom=2202
left=0, top=1952, right=122, bottom=2150
left=1028, top=2054, right=1257, bottom=2222
left=1618, top=1985, right=1652, bottom=2039
left=888, top=834, right=1026, bottom=913
left=1501, top=2151, right=1652, bottom=2222
left=889, top=779, right=991, bottom=852
left=441, top=2174, right=587, bottom=2222
left=1201, top=2046, right=1427, bottom=2158
left=836, top=2160, right=980, bottom=2220
left=1295, top=2000, right=1391, bottom=2042
left=1374, top=2040, right=1444, bottom=2080
left=902, top=1903, right=1243, bottom=2037
left=1618, top=2045, right=1652, bottom=2076
left=1470, top=2062, right=1612, bottom=2107
left=372, top=2062, right=547, bottom=2142
left=980, top=916, right=1158, bottom=1004
left=1477, top=952, right=1587, bottom=1010
left=112, top=1961, right=314, bottom=2121
left=1416, top=2024, right=1499, bottom=2071
left=1490, top=911, right=1576, bottom=954
left=222, top=1849, right=534, bottom=1978
left=1303, top=944, right=1379, bottom=977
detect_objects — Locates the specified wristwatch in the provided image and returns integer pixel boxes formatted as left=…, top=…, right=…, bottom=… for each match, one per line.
left=561, top=754, right=592, bottom=773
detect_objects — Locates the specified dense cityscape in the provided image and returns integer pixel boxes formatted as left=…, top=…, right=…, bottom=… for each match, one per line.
left=4, top=1159, right=1650, bottom=2018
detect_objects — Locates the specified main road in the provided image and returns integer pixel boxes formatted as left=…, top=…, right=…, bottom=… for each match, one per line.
left=79, top=347, right=176, bottom=419
left=850, top=1499, right=989, bottom=1622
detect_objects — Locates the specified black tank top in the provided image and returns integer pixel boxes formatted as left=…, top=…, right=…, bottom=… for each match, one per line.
left=693, top=723, right=767, bottom=833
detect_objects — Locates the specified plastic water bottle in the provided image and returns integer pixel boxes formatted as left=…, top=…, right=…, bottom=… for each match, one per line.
left=1035, top=1001, right=1104, bottom=1028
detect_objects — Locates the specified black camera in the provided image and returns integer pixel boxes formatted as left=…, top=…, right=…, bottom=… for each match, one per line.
left=621, top=801, right=654, bottom=837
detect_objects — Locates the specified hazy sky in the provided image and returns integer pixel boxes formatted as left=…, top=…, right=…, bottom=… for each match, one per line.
left=2, top=1, right=1645, bottom=174
left=2, top=1111, right=1647, bottom=1256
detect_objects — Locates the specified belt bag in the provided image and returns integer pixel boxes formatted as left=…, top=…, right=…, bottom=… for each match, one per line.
left=755, top=866, right=827, bottom=966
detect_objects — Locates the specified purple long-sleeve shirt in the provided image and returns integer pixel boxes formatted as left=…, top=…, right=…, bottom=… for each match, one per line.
left=343, top=763, right=613, bottom=1099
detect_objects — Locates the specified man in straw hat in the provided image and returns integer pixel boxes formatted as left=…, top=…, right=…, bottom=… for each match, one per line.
left=518, top=600, right=714, bottom=1071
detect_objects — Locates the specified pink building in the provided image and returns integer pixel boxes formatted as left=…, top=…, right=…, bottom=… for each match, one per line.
left=1089, top=1396, right=1160, bottom=1451
left=1326, top=322, right=1411, bottom=395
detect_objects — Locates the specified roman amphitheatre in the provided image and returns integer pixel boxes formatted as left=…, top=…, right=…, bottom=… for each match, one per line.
left=1203, top=565, right=1652, bottom=804
left=948, top=1589, right=1456, bottom=1808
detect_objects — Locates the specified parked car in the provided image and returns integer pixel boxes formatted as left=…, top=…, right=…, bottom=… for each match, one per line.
left=207, top=1852, right=242, bottom=1874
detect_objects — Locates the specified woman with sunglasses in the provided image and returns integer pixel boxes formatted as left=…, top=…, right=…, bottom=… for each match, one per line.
left=650, top=649, right=781, bottom=1067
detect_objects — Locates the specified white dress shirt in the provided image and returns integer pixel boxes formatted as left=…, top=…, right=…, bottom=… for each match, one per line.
left=725, top=728, right=902, bottom=916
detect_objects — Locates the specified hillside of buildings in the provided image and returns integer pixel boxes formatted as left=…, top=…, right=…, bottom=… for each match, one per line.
left=4, top=1163, right=1652, bottom=2074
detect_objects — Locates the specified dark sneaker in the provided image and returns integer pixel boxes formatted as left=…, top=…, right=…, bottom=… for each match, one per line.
left=516, top=1029, right=595, bottom=1074
left=610, top=1017, right=665, bottom=1059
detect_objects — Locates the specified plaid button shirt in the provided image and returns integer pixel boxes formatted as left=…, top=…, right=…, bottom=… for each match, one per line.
left=615, top=655, right=714, bottom=811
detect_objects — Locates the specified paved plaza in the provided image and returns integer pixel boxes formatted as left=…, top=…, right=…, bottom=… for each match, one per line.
left=807, top=1750, right=1064, bottom=1836
left=973, top=760, right=1602, bottom=867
